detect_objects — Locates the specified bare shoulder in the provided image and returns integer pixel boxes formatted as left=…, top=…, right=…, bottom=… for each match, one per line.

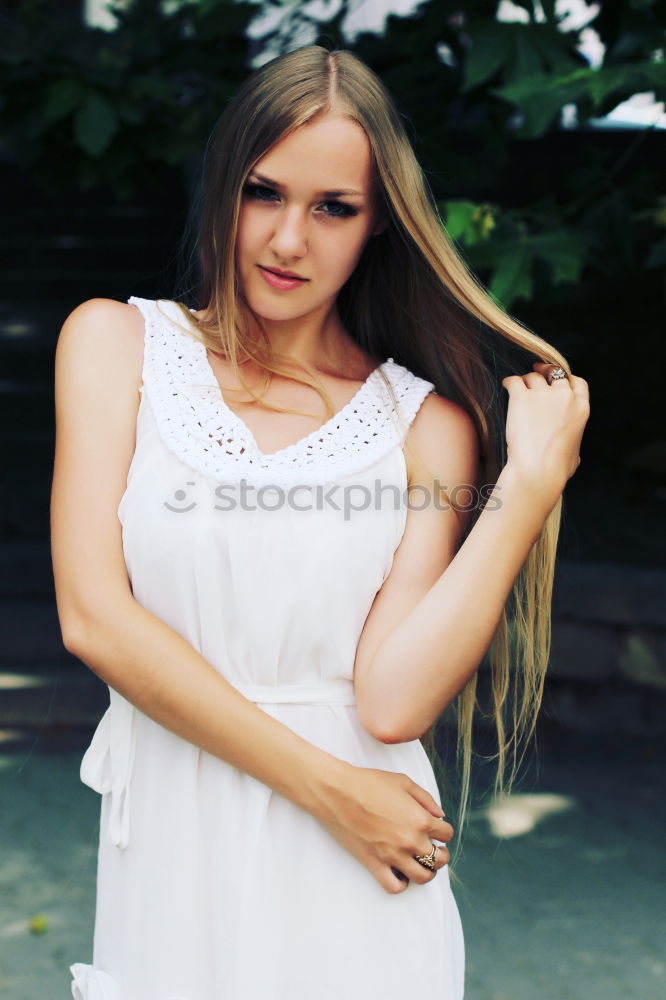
left=404, top=390, right=480, bottom=486
left=51, top=298, right=148, bottom=649
left=59, top=296, right=143, bottom=336
left=56, top=298, right=145, bottom=393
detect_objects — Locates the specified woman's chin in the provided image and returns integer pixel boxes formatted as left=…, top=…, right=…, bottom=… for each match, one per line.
left=243, top=293, right=319, bottom=325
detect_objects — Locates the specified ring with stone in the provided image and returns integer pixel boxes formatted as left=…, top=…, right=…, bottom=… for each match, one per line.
left=414, top=843, right=438, bottom=870
left=547, top=366, right=568, bottom=384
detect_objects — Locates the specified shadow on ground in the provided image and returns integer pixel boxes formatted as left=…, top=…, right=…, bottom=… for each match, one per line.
left=0, top=725, right=664, bottom=1000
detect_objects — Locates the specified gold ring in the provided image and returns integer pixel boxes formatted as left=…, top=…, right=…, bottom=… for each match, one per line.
left=414, top=844, right=438, bottom=870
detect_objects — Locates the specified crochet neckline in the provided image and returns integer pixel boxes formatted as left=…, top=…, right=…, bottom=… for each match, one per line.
left=130, top=296, right=435, bottom=488
left=197, top=340, right=388, bottom=460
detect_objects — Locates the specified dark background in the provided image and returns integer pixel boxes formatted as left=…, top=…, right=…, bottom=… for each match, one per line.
left=0, top=5, right=664, bottom=997
left=1, top=0, right=665, bottom=744
left=1, top=0, right=664, bottom=565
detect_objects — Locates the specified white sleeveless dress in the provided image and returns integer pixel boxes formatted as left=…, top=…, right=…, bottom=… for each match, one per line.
left=69, top=297, right=465, bottom=1000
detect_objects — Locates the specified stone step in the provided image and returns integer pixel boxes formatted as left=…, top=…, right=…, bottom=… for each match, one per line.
left=0, top=662, right=108, bottom=728
left=0, top=599, right=67, bottom=657
left=0, top=163, right=187, bottom=302
left=1, top=547, right=664, bottom=733
left=552, top=559, right=666, bottom=628
left=4, top=541, right=665, bottom=627
left=0, top=546, right=55, bottom=598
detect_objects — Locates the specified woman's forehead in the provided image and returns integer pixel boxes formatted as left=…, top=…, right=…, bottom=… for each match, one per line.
left=252, top=115, right=373, bottom=195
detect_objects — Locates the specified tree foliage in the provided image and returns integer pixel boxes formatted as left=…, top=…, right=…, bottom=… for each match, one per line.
left=0, top=0, right=664, bottom=309
left=333, top=0, right=665, bottom=309
left=0, top=0, right=256, bottom=196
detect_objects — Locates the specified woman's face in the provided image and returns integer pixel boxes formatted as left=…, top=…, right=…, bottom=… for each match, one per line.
left=235, top=111, right=383, bottom=329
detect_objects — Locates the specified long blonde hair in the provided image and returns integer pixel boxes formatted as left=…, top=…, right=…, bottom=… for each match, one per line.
left=173, top=44, right=570, bottom=875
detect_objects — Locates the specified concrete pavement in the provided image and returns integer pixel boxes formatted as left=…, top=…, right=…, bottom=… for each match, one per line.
left=0, top=723, right=664, bottom=1000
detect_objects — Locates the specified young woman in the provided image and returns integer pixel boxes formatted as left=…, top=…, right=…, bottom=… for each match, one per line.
left=52, top=45, right=589, bottom=1000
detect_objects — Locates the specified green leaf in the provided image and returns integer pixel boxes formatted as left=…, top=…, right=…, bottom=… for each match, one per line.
left=44, top=78, right=84, bottom=124
left=530, top=25, right=582, bottom=73
left=580, top=66, right=630, bottom=106
left=115, top=100, right=143, bottom=126
left=73, top=92, right=119, bottom=157
left=491, top=67, right=611, bottom=136
left=511, top=29, right=543, bottom=85
left=443, top=200, right=480, bottom=241
left=640, top=61, right=666, bottom=93
left=488, top=243, right=534, bottom=309
left=462, top=25, right=513, bottom=92
left=530, top=231, right=586, bottom=284
left=516, top=98, right=564, bottom=137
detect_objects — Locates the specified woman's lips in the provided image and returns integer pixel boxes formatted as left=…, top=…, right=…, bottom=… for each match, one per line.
left=258, top=266, right=308, bottom=291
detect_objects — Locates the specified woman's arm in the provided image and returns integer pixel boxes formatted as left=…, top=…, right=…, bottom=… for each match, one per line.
left=51, top=298, right=454, bottom=894
left=354, top=370, right=590, bottom=743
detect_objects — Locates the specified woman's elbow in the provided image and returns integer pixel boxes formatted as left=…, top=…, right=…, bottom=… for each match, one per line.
left=58, top=596, right=121, bottom=661
left=356, top=701, right=419, bottom=745
left=54, top=576, right=134, bottom=661
left=58, top=611, right=91, bottom=660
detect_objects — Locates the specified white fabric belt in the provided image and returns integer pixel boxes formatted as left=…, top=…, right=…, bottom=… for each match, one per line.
left=233, top=678, right=357, bottom=705
left=79, top=678, right=356, bottom=851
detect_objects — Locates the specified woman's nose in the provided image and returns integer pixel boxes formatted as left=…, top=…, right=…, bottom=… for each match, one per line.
left=268, top=206, right=308, bottom=258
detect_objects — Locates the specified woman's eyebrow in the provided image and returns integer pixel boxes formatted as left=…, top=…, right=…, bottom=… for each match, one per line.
left=250, top=171, right=364, bottom=198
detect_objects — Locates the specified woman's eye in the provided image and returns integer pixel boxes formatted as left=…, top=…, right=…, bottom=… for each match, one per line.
left=321, top=201, right=358, bottom=219
left=243, top=182, right=279, bottom=202
left=243, top=182, right=357, bottom=218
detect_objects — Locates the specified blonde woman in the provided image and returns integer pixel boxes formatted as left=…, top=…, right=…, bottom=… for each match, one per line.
left=52, top=45, right=589, bottom=1000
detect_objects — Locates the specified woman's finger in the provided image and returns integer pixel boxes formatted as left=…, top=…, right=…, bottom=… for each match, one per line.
left=403, top=775, right=446, bottom=817
left=427, top=815, right=455, bottom=844
left=532, top=361, right=590, bottom=401
left=434, top=843, right=450, bottom=869
left=389, top=866, right=410, bottom=890
left=523, top=371, right=555, bottom=389
left=403, top=842, right=449, bottom=884
left=501, top=374, right=527, bottom=392
left=531, top=361, right=572, bottom=387
left=388, top=841, right=451, bottom=892
left=569, top=374, right=590, bottom=401
left=417, top=842, right=450, bottom=870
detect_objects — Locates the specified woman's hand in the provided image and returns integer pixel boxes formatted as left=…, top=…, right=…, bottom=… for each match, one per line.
left=501, top=361, right=590, bottom=507
left=314, top=763, right=454, bottom=894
